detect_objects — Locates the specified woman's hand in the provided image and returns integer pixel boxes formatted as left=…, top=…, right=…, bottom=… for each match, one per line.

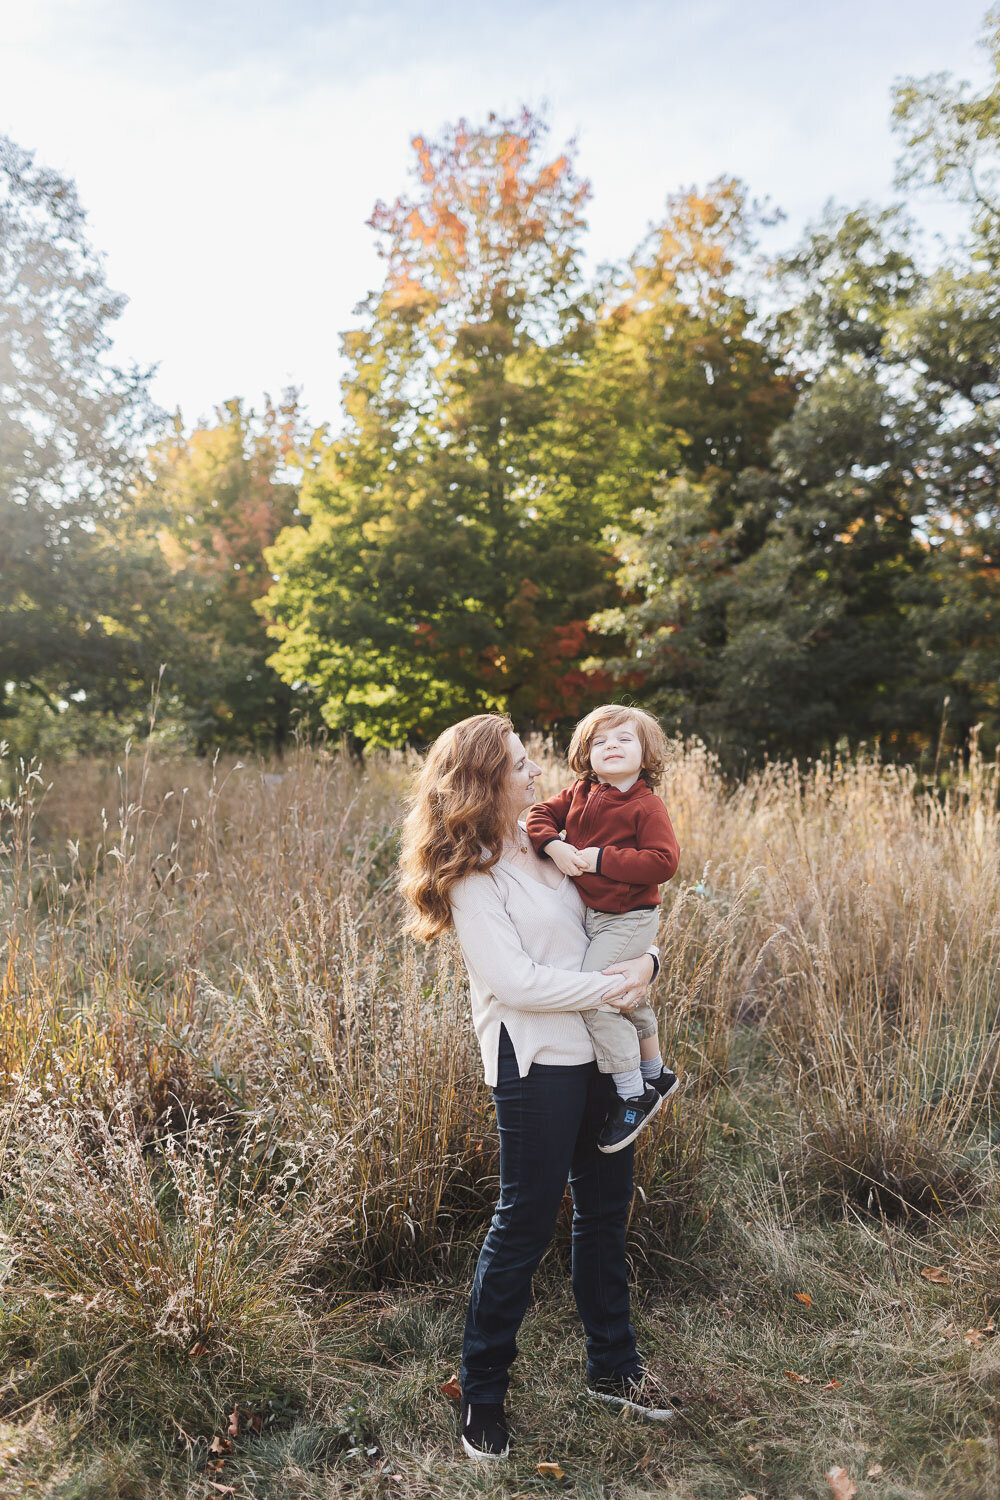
left=599, top=952, right=655, bottom=1011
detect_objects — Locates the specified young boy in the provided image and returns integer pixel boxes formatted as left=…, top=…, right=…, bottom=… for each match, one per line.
left=525, top=704, right=681, bottom=1153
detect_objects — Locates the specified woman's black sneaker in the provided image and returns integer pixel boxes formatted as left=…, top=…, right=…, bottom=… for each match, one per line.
left=460, top=1400, right=510, bottom=1460
left=586, top=1371, right=678, bottom=1421
left=597, top=1085, right=663, bottom=1153
left=653, top=1066, right=680, bottom=1100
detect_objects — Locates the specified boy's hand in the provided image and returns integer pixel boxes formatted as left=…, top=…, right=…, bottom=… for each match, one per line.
left=546, top=840, right=591, bottom=878
left=577, top=846, right=601, bottom=873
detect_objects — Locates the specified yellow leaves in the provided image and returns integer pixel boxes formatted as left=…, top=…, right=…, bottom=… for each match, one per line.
left=793, top=1292, right=813, bottom=1308
left=826, top=1467, right=857, bottom=1500
left=385, top=271, right=428, bottom=312
left=537, top=1460, right=566, bottom=1479
left=920, top=1266, right=950, bottom=1285
left=405, top=208, right=436, bottom=247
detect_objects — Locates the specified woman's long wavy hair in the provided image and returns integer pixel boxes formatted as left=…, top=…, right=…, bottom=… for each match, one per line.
left=399, top=713, right=515, bottom=941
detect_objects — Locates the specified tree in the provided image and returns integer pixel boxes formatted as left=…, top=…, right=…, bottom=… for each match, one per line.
left=587, top=179, right=795, bottom=514
left=259, top=110, right=617, bottom=747
left=124, top=397, right=304, bottom=750
left=0, top=134, right=153, bottom=734
left=889, top=9, right=1000, bottom=752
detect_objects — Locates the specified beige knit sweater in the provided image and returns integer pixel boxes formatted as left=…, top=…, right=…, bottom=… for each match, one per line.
left=449, top=857, right=625, bottom=1086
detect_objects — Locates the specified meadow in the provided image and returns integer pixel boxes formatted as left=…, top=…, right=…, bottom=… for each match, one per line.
left=2, top=735, right=1000, bottom=1499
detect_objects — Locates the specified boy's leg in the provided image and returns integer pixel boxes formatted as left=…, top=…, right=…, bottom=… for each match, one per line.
left=580, top=908, right=660, bottom=1083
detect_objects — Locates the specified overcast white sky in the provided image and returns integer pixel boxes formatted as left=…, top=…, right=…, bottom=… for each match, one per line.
left=1, top=0, right=992, bottom=430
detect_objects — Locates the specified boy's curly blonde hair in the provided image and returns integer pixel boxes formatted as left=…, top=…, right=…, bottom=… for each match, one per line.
left=567, top=704, right=669, bottom=789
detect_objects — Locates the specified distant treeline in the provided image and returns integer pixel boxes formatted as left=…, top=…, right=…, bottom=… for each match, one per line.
left=4, top=15, right=1000, bottom=766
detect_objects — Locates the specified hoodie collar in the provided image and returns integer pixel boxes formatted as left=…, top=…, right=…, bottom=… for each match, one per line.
left=588, top=778, right=649, bottom=801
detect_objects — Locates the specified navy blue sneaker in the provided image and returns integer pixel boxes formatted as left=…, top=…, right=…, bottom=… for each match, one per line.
left=653, top=1066, right=680, bottom=1101
left=460, top=1400, right=510, bottom=1460
left=597, top=1085, right=663, bottom=1153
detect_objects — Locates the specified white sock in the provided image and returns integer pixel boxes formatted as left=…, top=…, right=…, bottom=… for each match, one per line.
left=612, top=1067, right=644, bottom=1100
left=640, top=1054, right=663, bottom=1083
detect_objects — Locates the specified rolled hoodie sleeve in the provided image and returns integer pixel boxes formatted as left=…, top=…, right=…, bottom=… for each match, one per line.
left=450, top=873, right=615, bottom=1013
left=525, top=788, right=573, bottom=854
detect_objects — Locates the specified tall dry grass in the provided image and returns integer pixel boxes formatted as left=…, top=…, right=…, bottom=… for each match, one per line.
left=2, top=732, right=999, bottom=1436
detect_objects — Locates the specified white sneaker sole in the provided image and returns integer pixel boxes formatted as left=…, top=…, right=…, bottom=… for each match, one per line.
left=597, top=1087, right=665, bottom=1153
left=659, top=1075, right=681, bottom=1102
left=586, top=1385, right=679, bottom=1421
left=461, top=1434, right=510, bottom=1460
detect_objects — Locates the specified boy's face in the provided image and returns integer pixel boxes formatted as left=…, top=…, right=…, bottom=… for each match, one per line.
left=589, top=718, right=643, bottom=786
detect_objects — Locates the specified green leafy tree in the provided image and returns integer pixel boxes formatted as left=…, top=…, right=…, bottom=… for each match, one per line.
left=0, top=134, right=153, bottom=739
left=260, top=111, right=617, bottom=747
left=889, top=9, right=1000, bottom=750
left=587, top=178, right=795, bottom=514
left=124, top=397, right=304, bottom=750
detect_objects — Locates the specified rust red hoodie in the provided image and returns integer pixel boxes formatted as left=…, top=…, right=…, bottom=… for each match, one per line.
left=525, top=777, right=680, bottom=914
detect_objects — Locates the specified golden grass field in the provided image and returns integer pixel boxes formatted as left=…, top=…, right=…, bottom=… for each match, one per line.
left=3, top=735, right=1000, bottom=1498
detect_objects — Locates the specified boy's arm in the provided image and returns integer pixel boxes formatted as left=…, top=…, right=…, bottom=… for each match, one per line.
left=525, top=785, right=574, bottom=854
left=593, top=800, right=681, bottom=885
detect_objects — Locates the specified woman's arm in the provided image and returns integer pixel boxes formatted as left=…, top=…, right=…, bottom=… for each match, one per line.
left=450, top=875, right=629, bottom=1014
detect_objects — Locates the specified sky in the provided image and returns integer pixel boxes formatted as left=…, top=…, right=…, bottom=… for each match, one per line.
left=1, top=0, right=992, bottom=432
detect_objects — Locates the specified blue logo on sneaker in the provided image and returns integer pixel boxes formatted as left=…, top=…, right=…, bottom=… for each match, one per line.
left=624, top=1110, right=637, bottom=1124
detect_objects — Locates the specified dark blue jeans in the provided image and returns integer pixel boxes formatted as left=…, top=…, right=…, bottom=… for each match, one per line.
left=460, top=1025, right=641, bottom=1403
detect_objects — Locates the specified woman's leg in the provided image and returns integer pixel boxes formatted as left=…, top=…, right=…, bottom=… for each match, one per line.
left=460, top=1027, right=593, bottom=1403
left=568, top=1065, right=642, bottom=1385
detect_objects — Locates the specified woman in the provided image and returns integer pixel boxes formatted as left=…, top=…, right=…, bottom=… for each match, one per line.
left=400, top=713, right=675, bottom=1462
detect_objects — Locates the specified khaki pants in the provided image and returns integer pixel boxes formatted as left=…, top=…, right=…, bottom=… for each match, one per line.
left=580, top=906, right=660, bottom=1075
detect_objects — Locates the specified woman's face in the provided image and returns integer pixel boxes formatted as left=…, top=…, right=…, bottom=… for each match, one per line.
left=504, top=732, right=541, bottom=820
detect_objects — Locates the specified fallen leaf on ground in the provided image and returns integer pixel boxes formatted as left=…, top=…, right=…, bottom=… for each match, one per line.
left=866, top=1464, right=884, bottom=1478
left=207, top=1487, right=235, bottom=1497
left=939, top=1321, right=960, bottom=1339
left=206, top=1458, right=226, bottom=1473
left=821, top=1379, right=842, bottom=1390
left=794, top=1292, right=813, bottom=1308
left=826, top=1466, right=857, bottom=1500
left=188, top=1340, right=208, bottom=1359
left=964, top=1327, right=985, bottom=1347
left=227, top=1403, right=239, bottom=1438
left=537, top=1460, right=566, bottom=1479
left=208, top=1435, right=231, bottom=1456
left=785, top=1369, right=811, bottom=1384
left=440, top=1376, right=462, bottom=1400
left=920, top=1266, right=950, bottom=1285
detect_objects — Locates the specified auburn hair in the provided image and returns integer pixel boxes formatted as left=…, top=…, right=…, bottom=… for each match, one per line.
left=399, top=713, right=516, bottom=941
left=567, top=704, right=669, bottom=788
